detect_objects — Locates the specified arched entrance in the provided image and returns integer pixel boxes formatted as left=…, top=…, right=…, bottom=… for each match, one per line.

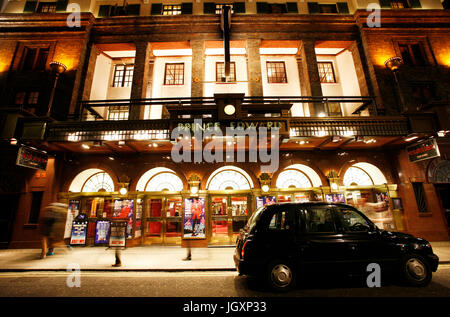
left=273, top=164, right=323, bottom=204
left=206, top=166, right=253, bottom=245
left=428, top=159, right=450, bottom=231
left=341, top=162, right=395, bottom=230
left=136, top=167, right=185, bottom=245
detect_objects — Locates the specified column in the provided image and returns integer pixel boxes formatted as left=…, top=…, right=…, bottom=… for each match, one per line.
left=77, top=42, right=100, bottom=117
left=190, top=40, right=205, bottom=98
left=246, top=39, right=263, bottom=96
left=296, top=54, right=310, bottom=116
left=300, top=39, right=324, bottom=116
left=130, top=41, right=151, bottom=120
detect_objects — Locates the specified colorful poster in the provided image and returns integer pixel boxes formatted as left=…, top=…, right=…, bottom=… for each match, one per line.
left=113, top=199, right=134, bottom=219
left=256, top=196, right=276, bottom=209
left=109, top=221, right=127, bottom=247
left=70, top=220, right=88, bottom=245
left=95, top=220, right=111, bottom=245
left=325, top=194, right=345, bottom=203
left=64, top=200, right=80, bottom=239
left=376, top=192, right=390, bottom=212
left=184, top=198, right=205, bottom=239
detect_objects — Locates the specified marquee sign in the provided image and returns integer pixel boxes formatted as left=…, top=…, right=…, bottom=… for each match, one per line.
left=16, top=146, right=48, bottom=171
left=407, top=138, right=440, bottom=163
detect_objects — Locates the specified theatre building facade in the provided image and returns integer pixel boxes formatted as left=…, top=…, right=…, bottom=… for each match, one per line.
left=0, top=1, right=449, bottom=248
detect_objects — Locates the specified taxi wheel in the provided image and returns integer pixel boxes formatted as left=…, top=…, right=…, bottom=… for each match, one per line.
left=401, top=254, right=432, bottom=287
left=266, top=260, right=296, bottom=292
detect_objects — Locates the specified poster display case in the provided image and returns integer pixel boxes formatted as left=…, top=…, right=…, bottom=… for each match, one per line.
left=184, top=197, right=206, bottom=239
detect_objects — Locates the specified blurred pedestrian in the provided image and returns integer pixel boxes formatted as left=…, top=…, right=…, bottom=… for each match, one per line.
left=183, top=239, right=192, bottom=261
left=38, top=202, right=70, bottom=259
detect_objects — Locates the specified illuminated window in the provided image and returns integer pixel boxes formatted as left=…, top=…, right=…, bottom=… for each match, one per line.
left=216, top=62, right=236, bottom=82
left=343, top=166, right=373, bottom=186
left=81, top=172, right=115, bottom=192
left=207, top=169, right=252, bottom=190
left=390, top=0, right=409, bottom=8
left=164, top=63, right=184, bottom=85
left=37, top=2, right=56, bottom=13
left=318, top=62, right=336, bottom=83
left=215, top=4, right=234, bottom=14
left=145, top=172, right=183, bottom=191
left=276, top=169, right=312, bottom=189
left=113, top=64, right=134, bottom=87
left=108, top=106, right=129, bottom=121
left=15, top=91, right=39, bottom=107
left=162, top=5, right=182, bottom=15
left=266, top=61, right=287, bottom=83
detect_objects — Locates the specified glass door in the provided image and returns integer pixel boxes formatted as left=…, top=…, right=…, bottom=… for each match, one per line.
left=210, top=196, right=230, bottom=245
left=165, top=196, right=183, bottom=245
left=230, top=196, right=248, bottom=242
left=145, top=198, right=164, bottom=244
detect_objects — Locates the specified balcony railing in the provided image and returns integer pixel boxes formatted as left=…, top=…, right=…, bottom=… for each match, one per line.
left=79, top=95, right=379, bottom=121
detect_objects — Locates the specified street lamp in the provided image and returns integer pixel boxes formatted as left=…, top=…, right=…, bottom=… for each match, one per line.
left=384, top=57, right=406, bottom=113
left=46, top=61, right=67, bottom=117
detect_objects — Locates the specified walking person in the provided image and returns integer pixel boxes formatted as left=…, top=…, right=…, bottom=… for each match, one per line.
left=38, top=202, right=69, bottom=259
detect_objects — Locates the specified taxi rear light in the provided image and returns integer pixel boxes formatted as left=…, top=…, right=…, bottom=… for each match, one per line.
left=241, top=240, right=248, bottom=259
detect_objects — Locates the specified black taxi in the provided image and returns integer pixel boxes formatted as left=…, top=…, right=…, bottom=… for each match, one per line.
left=234, top=202, right=439, bottom=291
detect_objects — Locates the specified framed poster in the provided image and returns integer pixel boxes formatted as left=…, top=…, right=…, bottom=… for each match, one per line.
left=64, top=200, right=80, bottom=239
left=256, top=196, right=276, bottom=209
left=376, top=192, right=389, bottom=212
left=325, top=194, right=345, bottom=203
left=70, top=218, right=88, bottom=246
left=109, top=221, right=127, bottom=247
left=94, top=220, right=111, bottom=245
left=113, top=199, right=134, bottom=219
left=183, top=198, right=205, bottom=239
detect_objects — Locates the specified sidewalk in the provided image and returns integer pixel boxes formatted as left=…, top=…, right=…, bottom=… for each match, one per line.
left=0, top=242, right=448, bottom=272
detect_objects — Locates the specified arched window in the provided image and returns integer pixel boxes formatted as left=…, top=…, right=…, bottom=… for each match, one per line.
left=136, top=167, right=184, bottom=192
left=276, top=169, right=312, bottom=189
left=145, top=172, right=184, bottom=191
left=82, top=172, right=115, bottom=192
left=206, top=166, right=253, bottom=190
left=69, top=168, right=115, bottom=193
left=343, top=166, right=373, bottom=186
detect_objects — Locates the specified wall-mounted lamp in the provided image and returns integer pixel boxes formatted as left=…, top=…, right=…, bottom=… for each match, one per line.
left=188, top=174, right=201, bottom=196
left=259, top=172, right=272, bottom=193
left=46, top=61, right=67, bottom=117
left=119, top=187, right=128, bottom=195
left=384, top=56, right=403, bottom=72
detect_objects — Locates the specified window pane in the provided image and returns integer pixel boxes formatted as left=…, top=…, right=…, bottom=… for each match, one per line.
left=268, top=209, right=293, bottom=230
left=15, top=92, right=26, bottom=105
left=164, top=63, right=184, bottom=85
left=22, top=47, right=37, bottom=71
left=318, top=62, right=336, bottom=83
left=267, top=62, right=287, bottom=83
left=28, top=91, right=39, bottom=104
left=336, top=208, right=371, bottom=232
left=113, top=65, right=125, bottom=87
left=216, top=62, right=236, bottom=82
left=305, top=206, right=336, bottom=233
left=163, top=5, right=182, bottom=15
left=35, top=48, right=49, bottom=71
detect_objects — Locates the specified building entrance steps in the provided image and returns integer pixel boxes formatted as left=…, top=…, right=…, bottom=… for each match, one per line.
left=0, top=242, right=448, bottom=272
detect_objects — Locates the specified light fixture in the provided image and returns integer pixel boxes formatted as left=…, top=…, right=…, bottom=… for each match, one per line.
left=49, top=61, right=67, bottom=75
left=149, top=142, right=158, bottom=148
left=331, top=183, right=338, bottom=190
left=224, top=104, right=236, bottom=116
left=190, top=186, right=199, bottom=195
left=332, top=136, right=341, bottom=143
left=108, top=156, right=115, bottom=160
left=119, top=187, right=128, bottom=195
left=118, top=141, right=125, bottom=145
left=81, top=144, right=90, bottom=149
left=437, top=130, right=449, bottom=137
left=46, top=61, right=67, bottom=117
left=9, top=138, right=17, bottom=145
left=318, top=112, right=326, bottom=118
left=384, top=56, right=403, bottom=72
left=262, top=184, right=270, bottom=193
left=405, top=136, right=419, bottom=142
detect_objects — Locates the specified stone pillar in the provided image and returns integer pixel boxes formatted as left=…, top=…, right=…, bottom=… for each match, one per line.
left=190, top=40, right=205, bottom=98
left=77, top=42, right=100, bottom=117
left=246, top=39, right=263, bottom=96
left=130, top=41, right=151, bottom=120
left=300, top=39, right=324, bottom=116
left=347, top=41, right=377, bottom=115
left=296, top=54, right=310, bottom=116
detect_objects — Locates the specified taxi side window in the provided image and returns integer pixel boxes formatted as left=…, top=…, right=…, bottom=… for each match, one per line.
left=268, top=209, right=294, bottom=231
left=305, top=206, right=336, bottom=233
